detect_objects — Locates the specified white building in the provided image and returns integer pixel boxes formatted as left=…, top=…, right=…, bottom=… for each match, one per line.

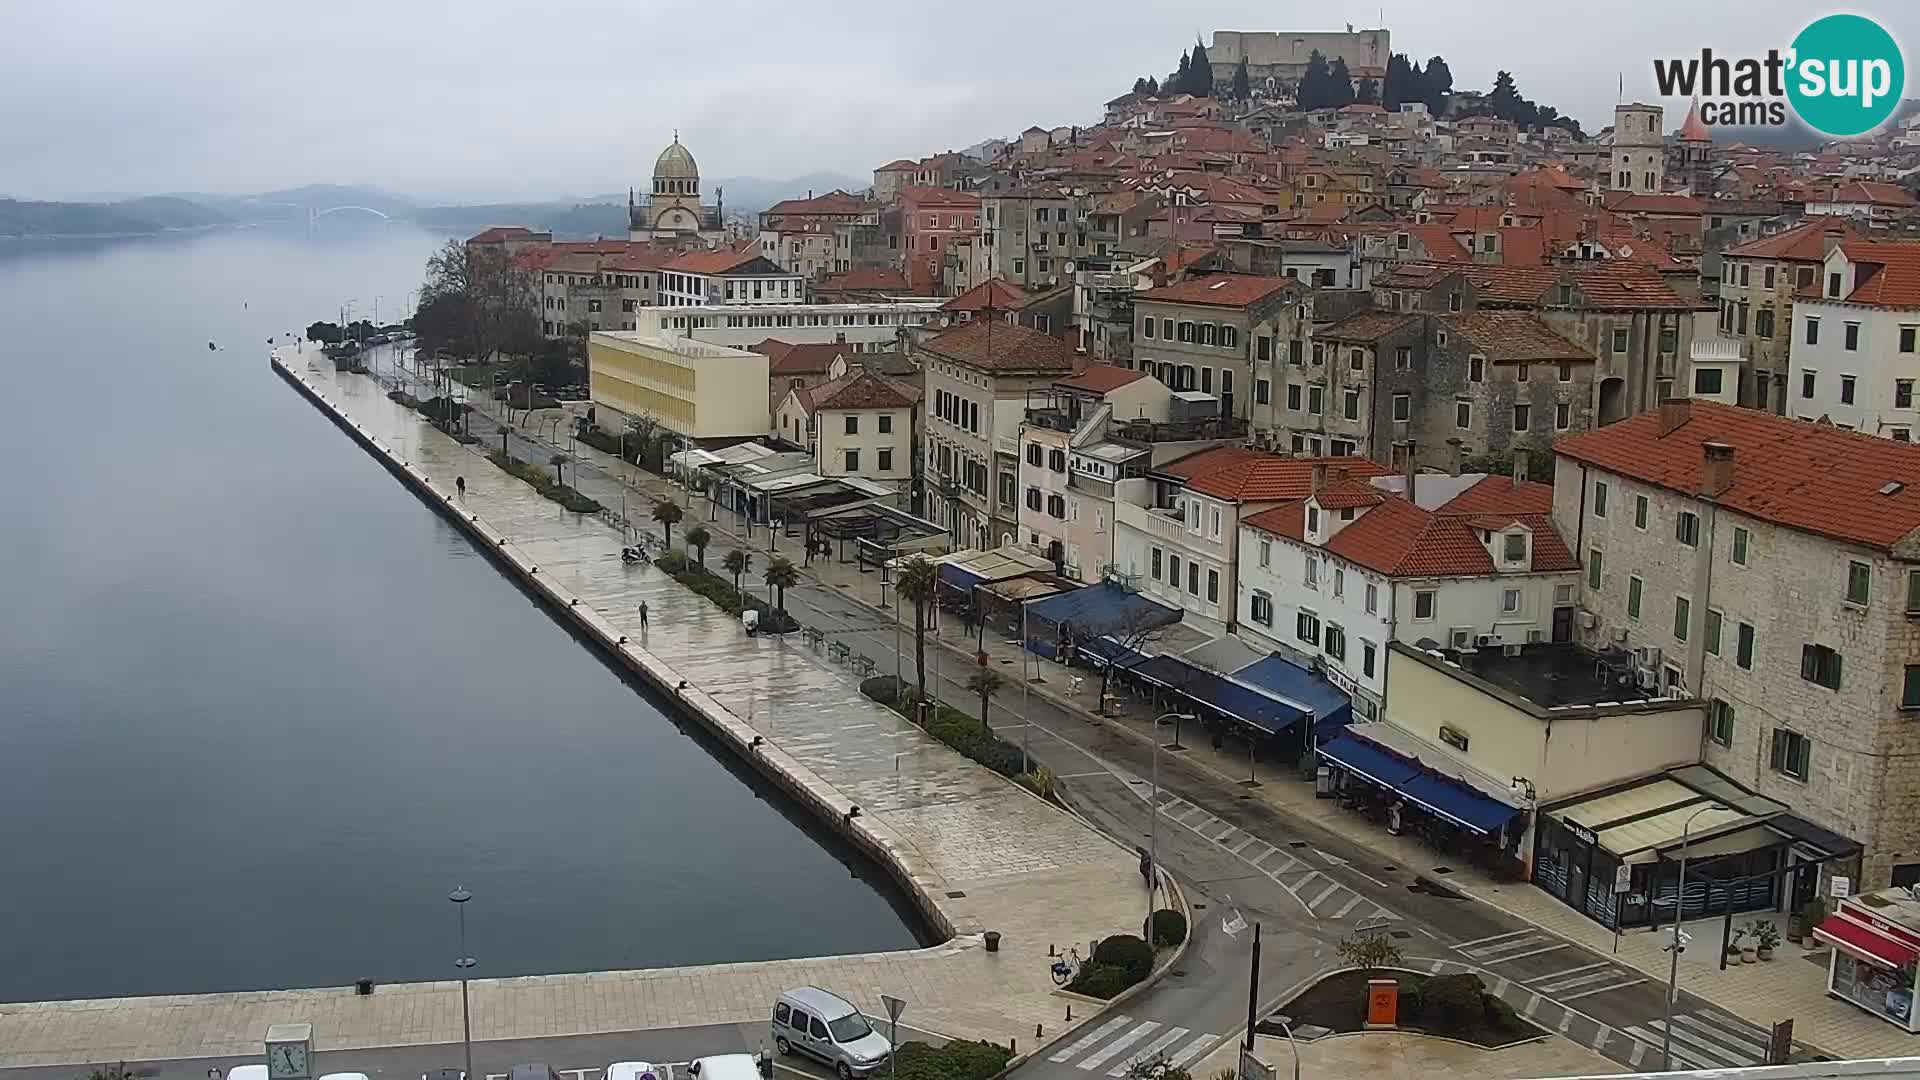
left=1237, top=471, right=1581, bottom=716
left=657, top=248, right=809, bottom=308
left=1553, top=397, right=1920, bottom=890
left=634, top=301, right=942, bottom=351
left=773, top=365, right=920, bottom=497
left=1789, top=241, right=1920, bottom=439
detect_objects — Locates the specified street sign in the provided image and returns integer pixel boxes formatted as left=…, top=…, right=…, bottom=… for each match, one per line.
left=1832, top=876, right=1852, bottom=899
left=1613, top=864, right=1633, bottom=894
left=1237, top=1049, right=1275, bottom=1080
left=881, top=995, right=906, bottom=1026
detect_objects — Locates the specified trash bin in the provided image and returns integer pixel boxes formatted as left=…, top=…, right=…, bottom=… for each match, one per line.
left=743, top=609, right=760, bottom=635
left=984, top=931, right=1001, bottom=953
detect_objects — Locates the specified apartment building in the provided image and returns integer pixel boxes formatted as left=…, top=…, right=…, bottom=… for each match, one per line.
left=1132, top=274, right=1302, bottom=424
left=634, top=301, right=941, bottom=350
left=1789, top=240, right=1920, bottom=439
left=757, top=191, right=883, bottom=280
left=657, top=248, right=809, bottom=307
left=587, top=331, right=769, bottom=445
left=1238, top=470, right=1580, bottom=717
left=901, top=186, right=981, bottom=295
left=773, top=366, right=920, bottom=498
left=1717, top=218, right=1859, bottom=412
left=1553, top=398, right=1920, bottom=889
left=532, top=250, right=667, bottom=337
left=918, top=319, right=1077, bottom=550
left=979, top=187, right=1085, bottom=292
left=1114, top=448, right=1390, bottom=634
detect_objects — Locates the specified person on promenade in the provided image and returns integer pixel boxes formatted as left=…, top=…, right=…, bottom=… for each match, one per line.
left=639, top=600, right=649, bottom=631
left=455, top=475, right=465, bottom=499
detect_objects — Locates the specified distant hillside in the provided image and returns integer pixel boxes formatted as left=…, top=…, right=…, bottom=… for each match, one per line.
left=415, top=202, right=628, bottom=239
left=0, top=196, right=230, bottom=238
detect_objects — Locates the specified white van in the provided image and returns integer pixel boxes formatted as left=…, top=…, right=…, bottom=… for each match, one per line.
left=771, top=987, right=892, bottom=1080
left=686, top=1055, right=760, bottom=1080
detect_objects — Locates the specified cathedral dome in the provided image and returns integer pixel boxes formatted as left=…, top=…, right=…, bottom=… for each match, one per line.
left=654, top=137, right=699, bottom=181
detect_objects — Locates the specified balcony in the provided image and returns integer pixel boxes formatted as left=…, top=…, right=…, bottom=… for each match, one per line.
left=1108, top=415, right=1249, bottom=445
left=1025, top=407, right=1077, bottom=433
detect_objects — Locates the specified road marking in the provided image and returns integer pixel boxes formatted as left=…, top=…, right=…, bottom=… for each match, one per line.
left=1623, top=1024, right=1715, bottom=1071
left=1166, top=1034, right=1221, bottom=1070
left=1109, top=1026, right=1191, bottom=1076
left=1289, top=870, right=1324, bottom=893
left=1079, top=1021, right=1161, bottom=1071
left=1228, top=835, right=1257, bottom=856
left=1489, top=977, right=1510, bottom=997
left=1057, top=772, right=1111, bottom=779
left=1428, top=959, right=1446, bottom=973
left=1049, top=1016, right=1132, bottom=1062
left=1212, top=823, right=1240, bottom=843
left=1657, top=1020, right=1752, bottom=1068
left=1489, top=943, right=1571, bottom=962
left=1559, top=977, right=1646, bottom=1001
left=1523, top=993, right=1544, bottom=1019
left=1590, top=1023, right=1611, bottom=1051
left=1455, top=929, right=1532, bottom=950
left=1308, top=881, right=1342, bottom=909
left=1528, top=961, right=1612, bottom=986
left=1558, top=1009, right=1576, bottom=1035
left=1673, top=1013, right=1770, bottom=1059
left=1329, top=895, right=1364, bottom=919
left=1626, top=1039, right=1647, bottom=1069
left=1462, top=934, right=1551, bottom=957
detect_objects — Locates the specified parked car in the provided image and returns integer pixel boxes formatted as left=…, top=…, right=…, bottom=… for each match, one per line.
left=508, top=1065, right=561, bottom=1080
left=771, top=987, right=891, bottom=1080
left=420, top=1070, right=465, bottom=1080
left=606, top=1062, right=667, bottom=1080
left=686, top=1055, right=760, bottom=1080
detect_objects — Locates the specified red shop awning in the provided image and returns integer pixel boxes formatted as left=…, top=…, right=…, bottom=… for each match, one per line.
left=1815, top=915, right=1919, bottom=969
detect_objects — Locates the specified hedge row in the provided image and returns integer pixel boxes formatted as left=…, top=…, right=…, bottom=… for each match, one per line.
left=860, top=678, right=1030, bottom=780
left=891, top=1040, right=1012, bottom=1080
left=652, top=552, right=798, bottom=633
left=1067, top=933, right=1157, bottom=999
left=486, top=451, right=602, bottom=514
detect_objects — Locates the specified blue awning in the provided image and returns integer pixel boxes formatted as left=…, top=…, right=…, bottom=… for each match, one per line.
left=1231, top=655, right=1354, bottom=733
left=1024, top=583, right=1182, bottom=638
left=1126, top=655, right=1311, bottom=736
left=939, top=563, right=986, bottom=590
left=1319, top=731, right=1419, bottom=789
left=1079, top=636, right=1151, bottom=669
left=1399, top=774, right=1521, bottom=835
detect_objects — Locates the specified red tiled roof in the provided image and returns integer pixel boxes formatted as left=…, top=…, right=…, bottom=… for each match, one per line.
left=1554, top=399, right=1920, bottom=551
left=468, top=226, right=541, bottom=244
left=1438, top=475, right=1555, bottom=516
left=1823, top=181, right=1919, bottom=208
left=1136, top=273, right=1296, bottom=308
left=750, top=339, right=849, bottom=376
left=1441, top=313, right=1594, bottom=363
left=812, top=369, right=920, bottom=411
left=1161, top=450, right=1391, bottom=503
left=818, top=266, right=914, bottom=294
left=943, top=278, right=1028, bottom=312
left=901, top=186, right=981, bottom=208
left=764, top=191, right=870, bottom=217
left=663, top=247, right=766, bottom=274
left=1836, top=241, right=1920, bottom=309
left=1320, top=311, right=1417, bottom=342
left=1724, top=218, right=1859, bottom=261
left=1057, top=364, right=1147, bottom=394
left=877, top=159, right=918, bottom=171
left=1450, top=262, right=1706, bottom=311
left=1313, top=478, right=1388, bottom=509
left=1602, top=192, right=1705, bottom=215
left=921, top=319, right=1077, bottom=372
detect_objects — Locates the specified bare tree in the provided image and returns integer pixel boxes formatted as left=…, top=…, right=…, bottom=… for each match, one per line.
left=1073, top=601, right=1174, bottom=717
left=421, top=239, right=540, bottom=363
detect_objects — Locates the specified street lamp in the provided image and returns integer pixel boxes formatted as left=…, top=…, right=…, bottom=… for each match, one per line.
left=450, top=886, right=476, bottom=1080
left=881, top=582, right=902, bottom=687
left=1148, top=712, right=1197, bottom=931
left=1663, top=803, right=1728, bottom=1070
left=1510, top=776, right=1538, bottom=876
left=1261, top=1015, right=1302, bottom=1080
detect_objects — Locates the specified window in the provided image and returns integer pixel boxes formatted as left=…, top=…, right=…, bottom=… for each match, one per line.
left=1221, top=326, right=1238, bottom=349
left=1705, top=608, right=1723, bottom=655
left=1558, top=362, right=1573, bottom=383
left=1675, top=511, right=1699, bottom=547
left=1363, top=640, right=1377, bottom=678
left=1906, top=666, right=1920, bottom=709
left=1187, top=562, right=1199, bottom=595
left=1142, top=316, right=1156, bottom=339
left=1167, top=553, right=1180, bottom=585
left=1365, top=582, right=1378, bottom=614
left=1250, top=591, right=1274, bottom=626
left=1151, top=547, right=1163, bottom=580
left=1455, top=398, right=1472, bottom=429
left=1612, top=327, right=1629, bottom=353
left=1806, top=316, right=1820, bottom=346
left=1395, top=346, right=1411, bottom=371
left=1732, top=527, right=1750, bottom=565
left=1026, top=442, right=1041, bottom=466
left=1308, top=386, right=1324, bottom=415
left=840, top=447, right=860, bottom=472
left=1627, top=575, right=1644, bottom=620
left=1694, top=367, right=1723, bottom=395
left=1709, top=700, right=1735, bottom=747
left=1289, top=340, right=1303, bottom=365
left=1343, top=389, right=1360, bottom=420
left=1469, top=355, right=1484, bottom=382
left=1255, top=378, right=1271, bottom=405
left=1841, top=375, right=1857, bottom=405
left=1178, top=321, right=1194, bottom=343
left=1304, top=555, right=1319, bottom=587
left=1013, top=259, right=1024, bottom=276
left=843, top=415, right=859, bottom=435
left=1448, top=291, right=1461, bottom=313
left=1502, top=588, right=1521, bottom=613
left=1333, top=567, right=1344, bottom=597
left=1287, top=383, right=1302, bottom=411
left=1257, top=335, right=1271, bottom=361
left=1737, top=622, right=1756, bottom=670
left=1588, top=548, right=1604, bottom=590
left=1025, top=487, right=1041, bottom=511
left=1673, top=595, right=1691, bottom=642
left=1846, top=560, right=1871, bottom=606
left=1325, top=624, right=1346, bottom=661
left=1594, top=481, right=1609, bottom=518
left=1513, top=403, right=1532, bottom=431
left=1392, top=393, right=1410, bottom=422
left=1909, top=569, right=1920, bottom=613
left=1904, top=327, right=1918, bottom=353
left=1634, top=495, right=1649, bottom=530
left=1802, top=369, right=1818, bottom=399
left=1049, top=448, right=1066, bottom=473
left=1756, top=307, right=1775, bottom=338
left=1900, top=381, right=1915, bottom=409
left=1296, top=610, right=1321, bottom=645
left=1414, top=590, right=1436, bottom=620
left=1351, top=349, right=1365, bottom=371
left=1517, top=363, right=1531, bottom=383
left=1207, top=569, right=1219, bottom=603
left=1555, top=401, right=1572, bottom=430
left=1258, top=539, right=1271, bottom=567
left=1200, top=323, right=1215, bottom=346
left=1770, top=729, right=1811, bottom=781
left=877, top=449, right=893, bottom=473
left=1503, top=532, right=1526, bottom=562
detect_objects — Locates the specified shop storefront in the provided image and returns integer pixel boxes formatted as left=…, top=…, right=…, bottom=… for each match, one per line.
left=1317, top=724, right=1523, bottom=864
left=1816, top=890, right=1920, bottom=1031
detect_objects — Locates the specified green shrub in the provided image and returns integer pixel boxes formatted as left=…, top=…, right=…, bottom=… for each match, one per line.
left=648, top=550, right=797, bottom=633
left=1397, top=979, right=1424, bottom=1022
left=577, top=425, right=643, bottom=465
left=1422, top=973, right=1487, bottom=1033
left=486, top=451, right=601, bottom=513
left=1483, top=992, right=1525, bottom=1033
left=1336, top=933, right=1404, bottom=972
left=891, top=1040, right=1012, bottom=1080
left=1149, top=908, right=1187, bottom=948
left=1066, top=962, right=1134, bottom=999
left=1093, top=933, right=1155, bottom=983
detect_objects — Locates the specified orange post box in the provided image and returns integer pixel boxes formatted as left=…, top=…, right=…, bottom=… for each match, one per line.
left=1365, top=977, right=1399, bottom=1029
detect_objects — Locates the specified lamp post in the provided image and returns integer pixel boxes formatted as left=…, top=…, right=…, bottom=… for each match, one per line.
left=1663, top=803, right=1727, bottom=1070
left=882, top=582, right=902, bottom=687
left=1262, top=1014, right=1302, bottom=1080
left=450, top=886, right=476, bottom=1080
left=1509, top=776, right=1538, bottom=873
left=1148, top=711, right=1197, bottom=931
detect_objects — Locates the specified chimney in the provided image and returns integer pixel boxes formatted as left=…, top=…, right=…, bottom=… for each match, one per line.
left=1823, top=222, right=1846, bottom=257
left=1701, top=441, right=1735, bottom=497
left=1512, top=447, right=1529, bottom=483
left=1446, top=437, right=1463, bottom=476
left=1656, top=397, right=1692, bottom=436
left=1311, top=462, right=1329, bottom=492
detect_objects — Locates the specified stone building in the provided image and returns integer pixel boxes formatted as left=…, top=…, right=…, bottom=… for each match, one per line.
left=1717, top=218, right=1860, bottom=413
left=1789, top=240, right=1920, bottom=438
left=1130, top=273, right=1303, bottom=425
left=628, top=136, right=727, bottom=245
left=1605, top=103, right=1664, bottom=196
left=1207, top=29, right=1389, bottom=92
left=1553, top=398, right=1920, bottom=891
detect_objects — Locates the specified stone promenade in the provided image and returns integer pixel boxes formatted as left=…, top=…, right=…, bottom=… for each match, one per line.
left=0, top=353, right=1144, bottom=1068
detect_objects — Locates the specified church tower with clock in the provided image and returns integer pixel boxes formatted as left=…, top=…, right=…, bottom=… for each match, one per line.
left=628, top=133, right=727, bottom=245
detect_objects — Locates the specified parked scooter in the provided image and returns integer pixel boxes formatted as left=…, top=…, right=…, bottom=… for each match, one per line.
left=621, top=545, right=650, bottom=564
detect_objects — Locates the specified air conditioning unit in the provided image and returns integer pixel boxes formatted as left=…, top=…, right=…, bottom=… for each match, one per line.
left=1636, top=666, right=1660, bottom=690
left=1503, top=643, right=1524, bottom=658
left=1664, top=684, right=1688, bottom=700
left=1476, top=633, right=1503, bottom=648
left=1635, top=645, right=1664, bottom=668
left=1576, top=609, right=1598, bottom=629
left=1611, top=626, right=1630, bottom=644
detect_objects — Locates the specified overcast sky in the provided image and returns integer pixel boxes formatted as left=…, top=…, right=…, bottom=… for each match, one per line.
left=1, top=0, right=1909, bottom=202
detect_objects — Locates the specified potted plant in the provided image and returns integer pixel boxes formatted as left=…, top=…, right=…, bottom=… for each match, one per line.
left=1752, top=920, right=1782, bottom=961
left=1737, top=921, right=1760, bottom=964
left=1726, top=925, right=1746, bottom=962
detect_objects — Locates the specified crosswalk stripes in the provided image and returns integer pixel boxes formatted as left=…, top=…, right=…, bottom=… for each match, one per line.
left=1149, top=794, right=1398, bottom=922
left=1455, top=929, right=1568, bottom=964
left=1620, top=1011, right=1775, bottom=1071
left=1045, top=1015, right=1225, bottom=1075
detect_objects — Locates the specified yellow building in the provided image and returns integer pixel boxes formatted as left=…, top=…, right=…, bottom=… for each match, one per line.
left=588, top=331, right=770, bottom=443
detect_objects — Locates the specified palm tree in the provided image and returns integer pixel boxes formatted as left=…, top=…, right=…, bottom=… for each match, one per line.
left=895, top=556, right=937, bottom=701
left=652, top=499, right=684, bottom=548
left=549, top=452, right=569, bottom=487
left=723, top=548, right=752, bottom=596
left=686, top=524, right=712, bottom=569
left=966, top=667, right=1006, bottom=731
left=763, top=555, right=799, bottom=616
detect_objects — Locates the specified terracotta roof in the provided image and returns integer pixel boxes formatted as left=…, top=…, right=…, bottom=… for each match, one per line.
left=1320, top=311, right=1418, bottom=342
left=1243, top=501, right=1306, bottom=540
left=942, top=277, right=1028, bottom=312
left=900, top=185, right=981, bottom=209
left=1440, top=313, right=1594, bottom=363
left=877, top=159, right=918, bottom=171
left=812, top=369, right=920, bottom=411
left=818, top=266, right=913, bottom=293
left=1057, top=364, right=1147, bottom=394
left=1554, top=399, right=1920, bottom=551
left=1438, top=475, right=1555, bottom=516
left=1313, top=478, right=1388, bottom=509
left=1453, top=262, right=1706, bottom=311
left=1136, top=273, right=1296, bottom=308
left=1602, top=192, right=1705, bottom=216
left=1677, top=100, right=1712, bottom=142
left=1329, top=501, right=1578, bottom=577
left=468, top=226, right=542, bottom=244
left=1161, top=450, right=1392, bottom=503
left=750, top=339, right=849, bottom=376
left=663, top=247, right=767, bottom=275
left=764, top=191, right=871, bottom=217
left=1832, top=241, right=1920, bottom=309
left=1823, top=181, right=1919, bottom=208
left=920, top=319, right=1077, bottom=372
left=1724, top=218, right=1859, bottom=261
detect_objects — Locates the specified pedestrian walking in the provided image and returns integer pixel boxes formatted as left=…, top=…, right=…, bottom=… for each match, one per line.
left=638, top=600, right=649, bottom=630
left=455, top=475, right=465, bottom=498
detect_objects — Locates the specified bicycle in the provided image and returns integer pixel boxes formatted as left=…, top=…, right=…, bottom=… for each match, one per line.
left=1049, top=945, right=1082, bottom=987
